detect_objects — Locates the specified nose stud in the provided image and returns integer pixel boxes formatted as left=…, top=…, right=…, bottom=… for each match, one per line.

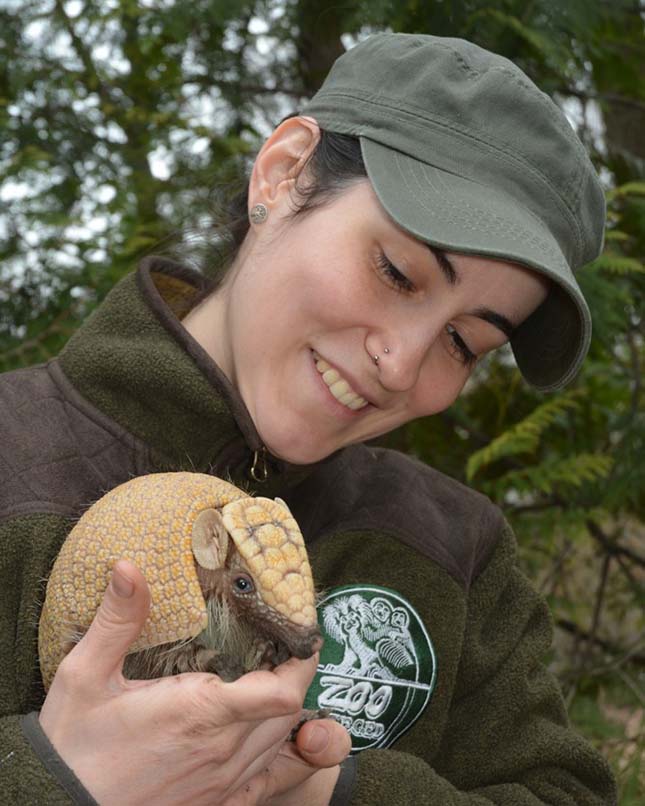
left=373, top=347, right=390, bottom=366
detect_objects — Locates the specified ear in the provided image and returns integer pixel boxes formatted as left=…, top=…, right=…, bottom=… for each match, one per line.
left=249, top=116, right=321, bottom=214
left=191, top=508, right=230, bottom=570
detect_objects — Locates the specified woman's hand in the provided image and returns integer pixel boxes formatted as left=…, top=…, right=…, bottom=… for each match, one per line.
left=39, top=560, right=349, bottom=805
left=219, top=720, right=350, bottom=806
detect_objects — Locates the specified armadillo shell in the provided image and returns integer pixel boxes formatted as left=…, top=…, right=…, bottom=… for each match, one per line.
left=38, top=472, right=247, bottom=691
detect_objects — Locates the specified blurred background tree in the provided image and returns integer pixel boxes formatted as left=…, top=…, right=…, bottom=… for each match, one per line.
left=1, top=0, right=643, bottom=799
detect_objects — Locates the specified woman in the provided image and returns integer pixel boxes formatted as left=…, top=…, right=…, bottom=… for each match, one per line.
left=0, top=33, right=617, bottom=805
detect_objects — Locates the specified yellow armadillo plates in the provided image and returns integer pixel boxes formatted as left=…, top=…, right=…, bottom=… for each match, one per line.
left=38, top=472, right=316, bottom=690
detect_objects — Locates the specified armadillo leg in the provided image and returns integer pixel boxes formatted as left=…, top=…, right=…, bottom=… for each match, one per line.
left=288, top=708, right=333, bottom=742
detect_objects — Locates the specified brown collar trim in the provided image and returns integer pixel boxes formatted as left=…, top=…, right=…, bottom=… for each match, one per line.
left=136, top=256, right=264, bottom=454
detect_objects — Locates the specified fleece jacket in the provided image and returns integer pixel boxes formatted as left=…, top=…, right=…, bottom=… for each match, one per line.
left=0, top=257, right=617, bottom=804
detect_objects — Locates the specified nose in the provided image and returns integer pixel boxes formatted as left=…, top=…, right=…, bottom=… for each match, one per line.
left=368, top=316, right=444, bottom=392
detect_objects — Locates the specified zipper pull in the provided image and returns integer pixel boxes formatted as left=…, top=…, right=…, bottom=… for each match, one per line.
left=250, top=447, right=268, bottom=483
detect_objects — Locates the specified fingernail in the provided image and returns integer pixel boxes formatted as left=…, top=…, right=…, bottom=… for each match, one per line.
left=304, top=724, right=329, bottom=754
left=111, top=565, right=134, bottom=598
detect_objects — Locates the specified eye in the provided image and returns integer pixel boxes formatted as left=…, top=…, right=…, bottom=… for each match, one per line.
left=233, top=574, right=254, bottom=594
left=376, top=252, right=415, bottom=293
left=446, top=324, right=477, bottom=367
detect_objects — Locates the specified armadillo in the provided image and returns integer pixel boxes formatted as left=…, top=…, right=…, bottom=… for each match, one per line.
left=39, top=472, right=321, bottom=690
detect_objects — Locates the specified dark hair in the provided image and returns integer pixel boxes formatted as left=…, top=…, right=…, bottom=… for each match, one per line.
left=191, top=122, right=367, bottom=295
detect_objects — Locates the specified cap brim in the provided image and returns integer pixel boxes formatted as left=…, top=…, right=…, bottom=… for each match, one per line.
left=360, top=138, right=592, bottom=391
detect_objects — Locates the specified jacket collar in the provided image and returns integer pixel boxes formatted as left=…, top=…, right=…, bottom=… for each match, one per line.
left=58, top=256, right=323, bottom=493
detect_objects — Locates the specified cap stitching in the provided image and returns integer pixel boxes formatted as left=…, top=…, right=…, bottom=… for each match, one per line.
left=345, top=35, right=591, bottom=192
left=400, top=155, right=561, bottom=261
left=318, top=88, right=579, bottom=224
left=485, top=64, right=590, bottom=252
left=310, top=90, right=584, bottom=262
left=420, top=162, right=565, bottom=250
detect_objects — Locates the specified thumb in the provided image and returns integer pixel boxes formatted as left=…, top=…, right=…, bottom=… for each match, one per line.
left=256, top=720, right=351, bottom=803
left=72, top=560, right=151, bottom=685
left=294, top=718, right=351, bottom=768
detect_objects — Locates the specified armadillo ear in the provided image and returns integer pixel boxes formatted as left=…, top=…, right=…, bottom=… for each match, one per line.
left=191, top=509, right=229, bottom=570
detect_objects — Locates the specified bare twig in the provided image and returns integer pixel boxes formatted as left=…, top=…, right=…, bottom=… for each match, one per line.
left=626, top=326, right=643, bottom=420
left=556, top=86, right=645, bottom=113
left=539, top=538, right=575, bottom=596
left=617, top=668, right=645, bottom=707
left=508, top=499, right=558, bottom=515
left=584, top=553, right=612, bottom=664
left=586, top=519, right=645, bottom=568
left=183, top=75, right=303, bottom=98
left=614, top=553, right=644, bottom=600
left=556, top=619, right=645, bottom=666
left=587, top=638, right=645, bottom=676
left=52, top=0, right=118, bottom=111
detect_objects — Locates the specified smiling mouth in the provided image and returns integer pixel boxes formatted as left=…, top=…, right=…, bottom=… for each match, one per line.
left=312, top=350, right=370, bottom=411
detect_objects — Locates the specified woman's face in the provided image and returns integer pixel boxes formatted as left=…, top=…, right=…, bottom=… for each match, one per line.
left=185, top=178, right=549, bottom=465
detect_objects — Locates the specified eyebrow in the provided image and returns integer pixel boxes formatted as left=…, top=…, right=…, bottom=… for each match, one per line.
left=427, top=245, right=518, bottom=338
left=428, top=246, right=459, bottom=286
left=471, top=307, right=517, bottom=338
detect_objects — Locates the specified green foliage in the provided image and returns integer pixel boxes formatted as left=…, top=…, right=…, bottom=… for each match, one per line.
left=589, top=254, right=645, bottom=275
left=466, top=391, right=583, bottom=481
left=484, top=451, right=614, bottom=498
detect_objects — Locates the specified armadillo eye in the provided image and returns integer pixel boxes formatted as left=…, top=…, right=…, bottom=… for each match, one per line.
left=233, top=574, right=254, bottom=594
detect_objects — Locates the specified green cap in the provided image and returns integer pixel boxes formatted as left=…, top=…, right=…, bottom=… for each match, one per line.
left=301, top=33, right=606, bottom=391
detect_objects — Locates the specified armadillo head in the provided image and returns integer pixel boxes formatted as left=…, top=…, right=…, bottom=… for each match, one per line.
left=191, top=496, right=321, bottom=662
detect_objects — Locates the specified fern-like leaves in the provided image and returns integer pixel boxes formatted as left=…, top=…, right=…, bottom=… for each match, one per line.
left=481, top=452, right=614, bottom=499
left=466, top=391, right=582, bottom=482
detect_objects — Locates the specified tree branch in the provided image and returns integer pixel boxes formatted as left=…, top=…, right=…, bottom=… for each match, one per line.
left=556, top=618, right=645, bottom=665
left=586, top=519, right=645, bottom=568
left=626, top=325, right=642, bottom=420
left=555, top=86, right=645, bottom=113
left=614, top=552, right=643, bottom=600
left=53, top=0, right=117, bottom=110
left=183, top=75, right=303, bottom=98
left=585, top=553, right=612, bottom=664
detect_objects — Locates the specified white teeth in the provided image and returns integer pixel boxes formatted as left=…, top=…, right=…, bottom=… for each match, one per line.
left=312, top=351, right=368, bottom=410
left=330, top=380, right=350, bottom=397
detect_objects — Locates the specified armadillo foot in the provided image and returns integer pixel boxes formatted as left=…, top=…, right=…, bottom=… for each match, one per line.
left=256, top=639, right=290, bottom=670
left=288, top=708, right=332, bottom=742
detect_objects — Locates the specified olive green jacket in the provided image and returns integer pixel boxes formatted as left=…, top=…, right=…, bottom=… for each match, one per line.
left=0, top=258, right=617, bottom=804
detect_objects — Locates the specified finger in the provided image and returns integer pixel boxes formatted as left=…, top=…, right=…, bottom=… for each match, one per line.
left=294, top=718, right=352, bottom=768
left=71, top=560, right=151, bottom=686
left=220, top=716, right=350, bottom=799
left=212, top=653, right=320, bottom=723
left=272, top=652, right=320, bottom=691
left=239, top=742, right=343, bottom=804
left=206, top=715, right=297, bottom=794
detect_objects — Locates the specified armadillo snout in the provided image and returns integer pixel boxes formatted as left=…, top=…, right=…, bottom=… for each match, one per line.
left=287, top=625, right=323, bottom=660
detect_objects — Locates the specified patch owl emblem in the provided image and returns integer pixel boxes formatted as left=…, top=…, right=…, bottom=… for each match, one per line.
left=304, top=585, right=436, bottom=753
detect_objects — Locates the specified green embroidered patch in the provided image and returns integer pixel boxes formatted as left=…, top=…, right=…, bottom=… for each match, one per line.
left=304, top=585, right=436, bottom=753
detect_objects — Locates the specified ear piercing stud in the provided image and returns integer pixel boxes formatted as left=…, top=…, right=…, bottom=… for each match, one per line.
left=250, top=203, right=268, bottom=224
